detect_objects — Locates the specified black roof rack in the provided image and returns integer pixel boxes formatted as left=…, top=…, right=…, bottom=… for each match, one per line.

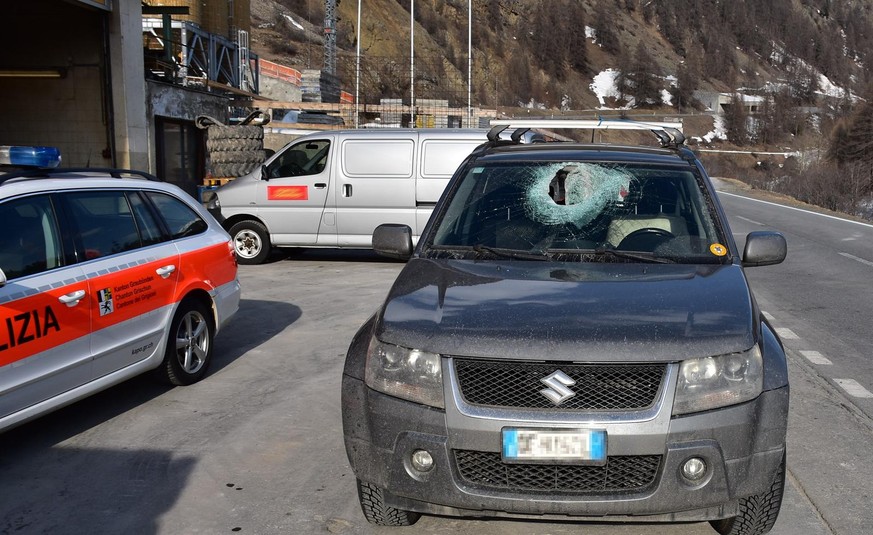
left=0, top=168, right=161, bottom=186
left=487, top=119, right=686, bottom=149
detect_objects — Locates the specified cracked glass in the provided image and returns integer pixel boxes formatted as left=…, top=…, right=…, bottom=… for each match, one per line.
left=427, top=161, right=728, bottom=264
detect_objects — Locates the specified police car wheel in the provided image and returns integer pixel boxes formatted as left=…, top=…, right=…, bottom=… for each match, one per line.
left=229, top=220, right=271, bottom=265
left=159, top=300, right=215, bottom=386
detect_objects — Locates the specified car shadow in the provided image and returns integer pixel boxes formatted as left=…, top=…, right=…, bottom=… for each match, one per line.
left=209, top=298, right=302, bottom=372
left=267, top=247, right=403, bottom=264
left=0, top=447, right=196, bottom=535
left=0, top=299, right=298, bottom=450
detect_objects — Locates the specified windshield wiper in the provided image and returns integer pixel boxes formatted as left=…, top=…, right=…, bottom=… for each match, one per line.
left=471, top=244, right=552, bottom=261
left=589, top=247, right=676, bottom=264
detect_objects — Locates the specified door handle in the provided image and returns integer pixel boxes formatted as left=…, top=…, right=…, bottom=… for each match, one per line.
left=314, top=183, right=327, bottom=189
left=156, top=265, right=176, bottom=279
left=58, top=290, right=86, bottom=307
left=343, top=184, right=353, bottom=197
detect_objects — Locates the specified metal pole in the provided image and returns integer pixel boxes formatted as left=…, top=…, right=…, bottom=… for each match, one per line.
left=355, top=0, right=361, bottom=128
left=410, top=0, right=415, bottom=127
left=467, top=0, right=472, bottom=127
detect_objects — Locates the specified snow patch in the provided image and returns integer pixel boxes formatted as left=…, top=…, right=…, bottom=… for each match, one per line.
left=697, top=116, right=726, bottom=144
left=585, top=26, right=597, bottom=43
left=817, top=73, right=846, bottom=98
left=661, top=89, right=673, bottom=106
left=589, top=69, right=632, bottom=109
left=283, top=14, right=305, bottom=31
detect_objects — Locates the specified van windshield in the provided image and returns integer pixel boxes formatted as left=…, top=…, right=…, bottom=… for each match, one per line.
left=267, top=140, right=330, bottom=178
left=426, top=161, right=729, bottom=264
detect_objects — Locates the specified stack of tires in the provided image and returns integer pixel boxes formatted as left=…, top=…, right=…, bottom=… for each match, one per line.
left=197, top=112, right=270, bottom=178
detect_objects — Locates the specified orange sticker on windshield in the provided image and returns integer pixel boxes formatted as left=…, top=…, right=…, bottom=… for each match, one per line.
left=710, top=243, right=727, bottom=256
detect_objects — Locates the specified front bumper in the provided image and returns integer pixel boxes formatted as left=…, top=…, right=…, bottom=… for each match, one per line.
left=342, top=373, right=788, bottom=521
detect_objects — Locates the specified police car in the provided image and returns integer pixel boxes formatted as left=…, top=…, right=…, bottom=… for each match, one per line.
left=0, top=146, right=240, bottom=432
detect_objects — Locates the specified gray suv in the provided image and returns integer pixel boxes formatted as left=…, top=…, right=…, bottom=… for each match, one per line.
left=341, top=121, right=788, bottom=534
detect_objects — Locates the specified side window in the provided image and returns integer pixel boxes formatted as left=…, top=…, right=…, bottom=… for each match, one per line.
left=146, top=192, right=208, bottom=239
left=65, top=191, right=141, bottom=260
left=342, top=140, right=413, bottom=177
left=267, top=139, right=331, bottom=178
left=0, top=195, right=63, bottom=280
left=128, top=192, right=165, bottom=246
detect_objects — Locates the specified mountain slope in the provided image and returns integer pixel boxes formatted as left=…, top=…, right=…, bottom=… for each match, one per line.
left=252, top=0, right=873, bottom=113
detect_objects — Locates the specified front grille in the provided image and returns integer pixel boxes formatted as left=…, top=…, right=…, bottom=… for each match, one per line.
left=454, top=360, right=666, bottom=410
left=454, top=450, right=661, bottom=494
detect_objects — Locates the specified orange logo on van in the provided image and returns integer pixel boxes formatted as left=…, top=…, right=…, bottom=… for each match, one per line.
left=268, top=185, right=309, bottom=201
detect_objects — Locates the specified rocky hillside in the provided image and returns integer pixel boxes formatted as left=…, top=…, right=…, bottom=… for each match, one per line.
left=252, top=0, right=873, bottom=112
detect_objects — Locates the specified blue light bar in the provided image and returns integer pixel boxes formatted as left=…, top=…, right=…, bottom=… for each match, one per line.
left=0, top=145, right=62, bottom=168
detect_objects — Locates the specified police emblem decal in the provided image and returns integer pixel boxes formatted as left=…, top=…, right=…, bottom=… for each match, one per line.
left=98, top=288, right=114, bottom=316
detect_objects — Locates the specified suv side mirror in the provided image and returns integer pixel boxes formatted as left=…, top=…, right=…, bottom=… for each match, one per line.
left=742, top=231, right=787, bottom=267
left=373, top=224, right=413, bottom=260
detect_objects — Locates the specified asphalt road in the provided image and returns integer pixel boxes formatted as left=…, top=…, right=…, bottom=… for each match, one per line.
left=1, top=183, right=871, bottom=534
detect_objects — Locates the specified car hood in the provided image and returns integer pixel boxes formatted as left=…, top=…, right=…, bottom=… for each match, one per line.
left=376, top=258, right=757, bottom=362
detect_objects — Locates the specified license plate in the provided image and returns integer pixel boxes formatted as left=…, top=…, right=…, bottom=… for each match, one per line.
left=502, top=428, right=607, bottom=464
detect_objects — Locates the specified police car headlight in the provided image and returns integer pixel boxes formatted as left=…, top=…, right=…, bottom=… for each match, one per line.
left=673, top=346, right=763, bottom=415
left=365, top=338, right=444, bottom=409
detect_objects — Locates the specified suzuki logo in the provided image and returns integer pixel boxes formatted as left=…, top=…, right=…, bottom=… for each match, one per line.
left=539, top=370, right=576, bottom=405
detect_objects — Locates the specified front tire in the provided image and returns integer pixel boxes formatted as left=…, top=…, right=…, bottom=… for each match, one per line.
left=229, top=220, right=271, bottom=265
left=710, top=452, right=786, bottom=535
left=356, top=479, right=421, bottom=526
left=158, top=300, right=214, bottom=386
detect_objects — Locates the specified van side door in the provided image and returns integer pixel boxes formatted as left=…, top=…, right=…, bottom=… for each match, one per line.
left=416, top=138, right=485, bottom=233
left=258, top=137, right=334, bottom=246
left=335, top=136, right=417, bottom=247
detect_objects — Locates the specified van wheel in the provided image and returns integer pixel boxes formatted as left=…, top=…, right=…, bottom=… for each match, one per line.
left=158, top=300, right=214, bottom=386
left=710, top=452, right=785, bottom=535
left=356, top=479, right=421, bottom=526
left=229, top=220, right=271, bottom=265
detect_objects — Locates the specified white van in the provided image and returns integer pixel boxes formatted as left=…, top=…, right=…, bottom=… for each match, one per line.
left=206, top=128, right=491, bottom=264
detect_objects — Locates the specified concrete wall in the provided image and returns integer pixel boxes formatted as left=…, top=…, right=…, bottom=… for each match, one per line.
left=147, top=82, right=228, bottom=122
left=0, top=1, right=108, bottom=167
left=109, top=0, right=150, bottom=171
left=260, top=76, right=303, bottom=102
left=157, top=0, right=251, bottom=37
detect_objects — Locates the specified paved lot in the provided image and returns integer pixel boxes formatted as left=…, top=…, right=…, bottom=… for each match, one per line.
left=1, top=245, right=848, bottom=534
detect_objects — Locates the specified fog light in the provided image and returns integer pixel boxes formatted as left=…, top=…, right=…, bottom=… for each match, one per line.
left=411, top=449, right=434, bottom=472
left=682, top=457, right=707, bottom=481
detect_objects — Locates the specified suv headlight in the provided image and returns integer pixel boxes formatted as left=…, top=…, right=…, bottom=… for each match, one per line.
left=673, top=346, right=763, bottom=415
left=364, top=338, right=444, bottom=409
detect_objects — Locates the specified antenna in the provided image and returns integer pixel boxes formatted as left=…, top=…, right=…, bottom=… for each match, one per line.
left=323, top=0, right=337, bottom=75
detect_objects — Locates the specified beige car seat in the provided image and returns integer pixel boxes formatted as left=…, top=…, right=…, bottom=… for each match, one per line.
left=606, top=180, right=688, bottom=247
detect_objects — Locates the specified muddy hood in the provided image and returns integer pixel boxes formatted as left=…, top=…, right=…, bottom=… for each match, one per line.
left=376, top=258, right=757, bottom=362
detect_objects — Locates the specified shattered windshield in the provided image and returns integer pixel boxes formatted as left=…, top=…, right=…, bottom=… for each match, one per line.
left=426, top=161, right=729, bottom=264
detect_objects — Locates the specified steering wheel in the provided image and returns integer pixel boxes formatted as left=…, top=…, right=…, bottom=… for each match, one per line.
left=617, top=227, right=675, bottom=251
left=273, top=163, right=304, bottom=178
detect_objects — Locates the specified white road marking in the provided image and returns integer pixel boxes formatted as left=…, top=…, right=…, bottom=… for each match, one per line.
left=717, top=191, right=873, bottom=229
left=834, top=379, right=873, bottom=398
left=761, top=311, right=775, bottom=321
left=839, top=252, right=873, bottom=268
left=736, top=215, right=764, bottom=226
left=776, top=328, right=799, bottom=340
left=800, top=350, right=833, bottom=366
